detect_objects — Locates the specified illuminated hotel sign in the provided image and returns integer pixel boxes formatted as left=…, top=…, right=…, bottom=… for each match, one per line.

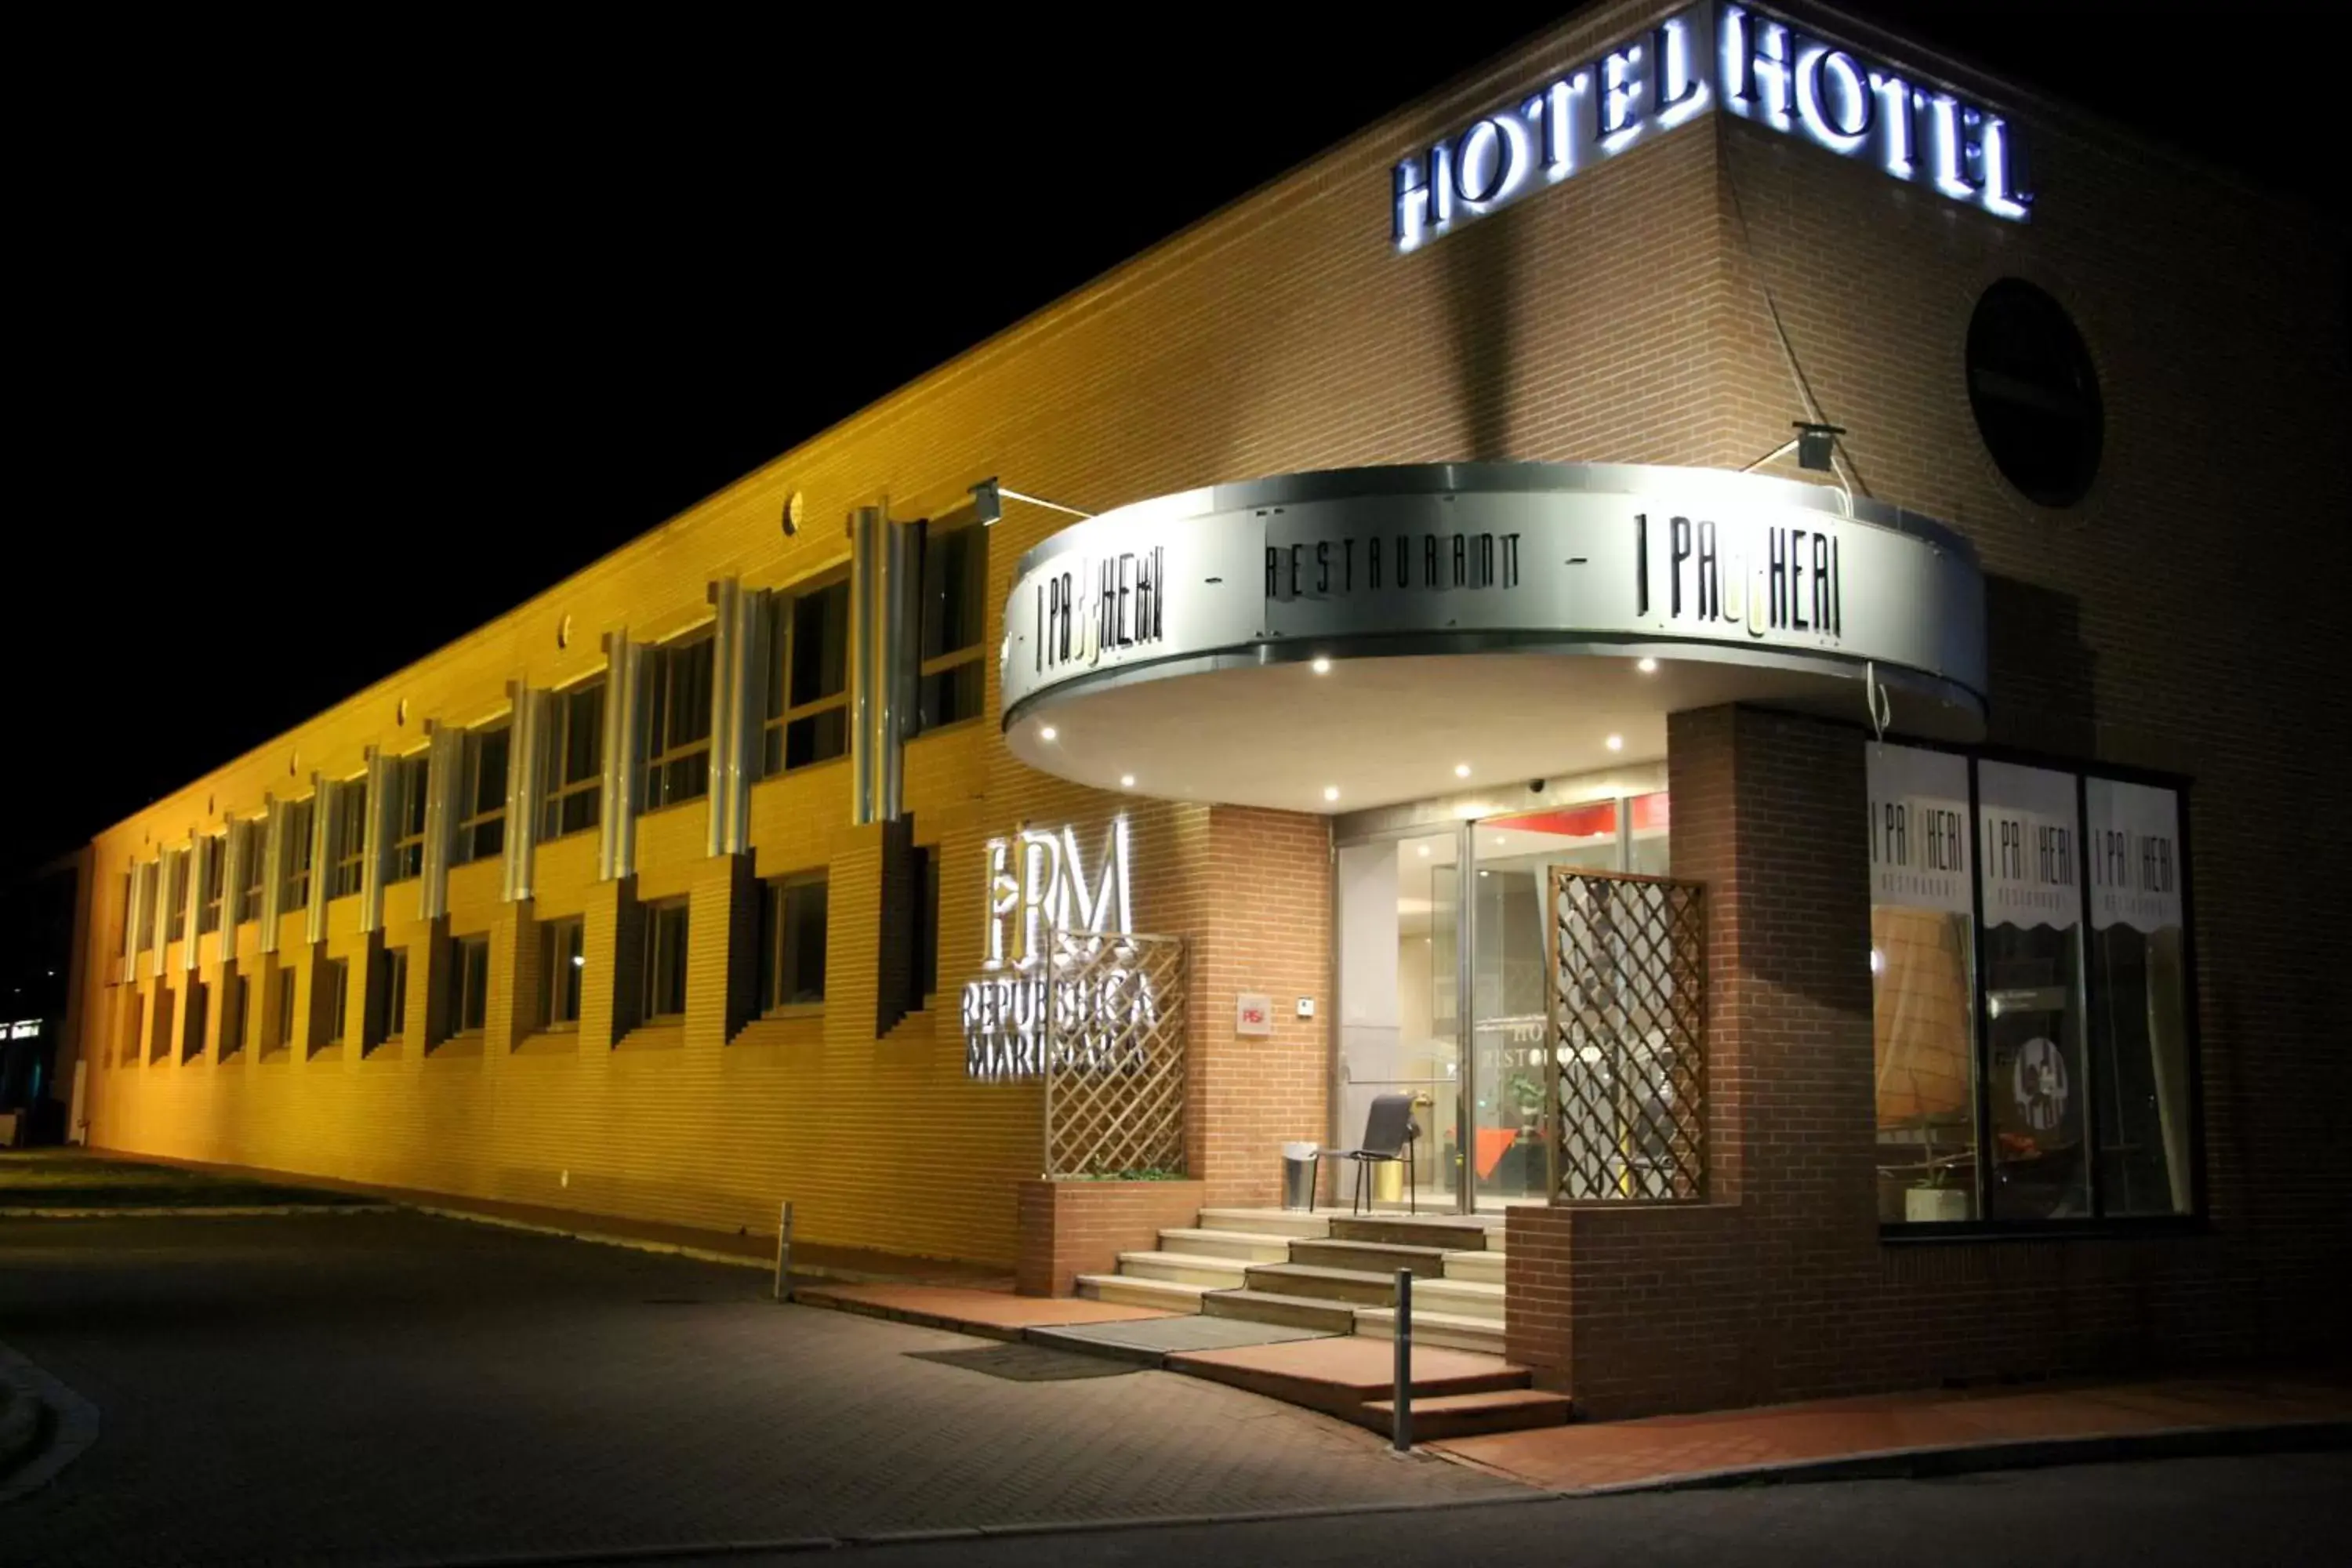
left=1394, top=1, right=2030, bottom=252
left=1032, top=547, right=1167, bottom=676
left=961, top=816, right=1163, bottom=1080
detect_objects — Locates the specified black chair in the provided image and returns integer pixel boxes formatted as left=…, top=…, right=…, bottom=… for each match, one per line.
left=1312, top=1093, right=1421, bottom=1215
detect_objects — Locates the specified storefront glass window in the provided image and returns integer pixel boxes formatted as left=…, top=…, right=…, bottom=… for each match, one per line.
left=1626, top=792, right=1671, bottom=875
left=1976, top=759, right=2090, bottom=1221
left=1335, top=834, right=1460, bottom=1208
left=1867, top=744, right=1978, bottom=1224
left=2085, top=779, right=2194, bottom=1215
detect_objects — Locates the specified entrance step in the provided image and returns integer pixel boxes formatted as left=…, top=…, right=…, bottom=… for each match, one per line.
left=1156, top=1226, right=1294, bottom=1264
left=1414, top=1276, right=1504, bottom=1322
left=1288, top=1237, right=1454, bottom=1276
left=1076, top=1273, right=1210, bottom=1312
left=1354, top=1305, right=1507, bottom=1355
left=1243, top=1261, right=1397, bottom=1306
left=1115, top=1250, right=1250, bottom=1290
left=1359, top=1388, right=1572, bottom=1439
left=1201, top=1288, right=1359, bottom=1334
left=1326, top=1214, right=1500, bottom=1250
left=1196, top=1207, right=1330, bottom=1240
left=1442, top=1250, right=1505, bottom=1286
left=1165, top=1336, right=1535, bottom=1425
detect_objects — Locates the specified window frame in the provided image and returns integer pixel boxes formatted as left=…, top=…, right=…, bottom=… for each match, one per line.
left=378, top=946, right=409, bottom=1043
left=164, top=850, right=187, bottom=943
left=274, top=966, right=298, bottom=1052
left=641, top=898, right=691, bottom=1023
left=541, top=677, right=606, bottom=841
left=198, top=834, right=225, bottom=935
left=915, top=522, right=987, bottom=733
left=448, top=933, right=492, bottom=1037
left=281, top=799, right=315, bottom=913
left=453, top=724, right=510, bottom=866
left=238, top=818, right=265, bottom=925
left=324, top=957, right=351, bottom=1047
left=387, top=751, right=430, bottom=884
left=1869, top=737, right=2205, bottom=1241
left=540, top=916, right=585, bottom=1031
left=641, top=632, right=717, bottom=813
left=757, top=872, right=829, bottom=1016
left=328, top=777, right=368, bottom=900
left=762, top=577, right=851, bottom=777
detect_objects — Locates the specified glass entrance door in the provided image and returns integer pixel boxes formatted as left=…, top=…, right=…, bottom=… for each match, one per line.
left=1335, top=833, right=1461, bottom=1210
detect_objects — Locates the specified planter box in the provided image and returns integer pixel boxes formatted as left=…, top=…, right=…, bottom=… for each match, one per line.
left=1016, top=1177, right=1207, bottom=1297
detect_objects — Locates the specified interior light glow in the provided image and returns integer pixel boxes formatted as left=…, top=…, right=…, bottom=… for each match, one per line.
left=1311, top=656, right=1332, bottom=674
left=1637, top=656, right=1658, bottom=673
left=1869, top=947, right=1886, bottom=976
left=1605, top=734, right=1625, bottom=752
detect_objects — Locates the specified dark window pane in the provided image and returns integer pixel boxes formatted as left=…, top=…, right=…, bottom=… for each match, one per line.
left=786, top=881, right=827, bottom=1005
left=921, top=526, right=985, bottom=658
left=474, top=730, right=510, bottom=816
left=915, top=848, right=938, bottom=1000
left=919, top=662, right=985, bottom=729
left=565, top=685, right=604, bottom=786
left=560, top=787, right=599, bottom=839
left=790, top=583, right=850, bottom=707
left=785, top=708, right=848, bottom=771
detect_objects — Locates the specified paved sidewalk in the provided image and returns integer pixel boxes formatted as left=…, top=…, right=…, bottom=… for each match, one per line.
left=1435, top=1372, right=2352, bottom=1493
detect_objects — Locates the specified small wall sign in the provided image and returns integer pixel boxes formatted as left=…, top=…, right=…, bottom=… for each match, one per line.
left=1236, top=993, right=1273, bottom=1036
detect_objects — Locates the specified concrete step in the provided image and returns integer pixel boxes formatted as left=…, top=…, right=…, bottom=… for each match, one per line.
left=1201, top=1288, right=1359, bottom=1334
left=1244, top=1261, right=1397, bottom=1306
left=1196, top=1207, right=1330, bottom=1240
left=1442, top=1250, right=1505, bottom=1286
left=1354, top=1306, right=1507, bottom=1356
left=1415, top=1276, right=1504, bottom=1322
left=1288, top=1237, right=1454, bottom=1276
left=1077, top=1273, right=1209, bottom=1312
left=1359, top=1388, right=1572, bottom=1439
left=1116, top=1250, right=1250, bottom=1290
left=1326, top=1214, right=1501, bottom=1251
left=1157, top=1226, right=1294, bottom=1263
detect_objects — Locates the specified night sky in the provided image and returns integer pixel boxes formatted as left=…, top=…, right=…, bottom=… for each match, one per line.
left=9, top=2, right=2334, bottom=891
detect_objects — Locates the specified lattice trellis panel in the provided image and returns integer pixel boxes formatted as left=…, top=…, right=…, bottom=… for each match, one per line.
left=1546, top=870, right=1707, bottom=1202
left=1042, top=930, right=1188, bottom=1178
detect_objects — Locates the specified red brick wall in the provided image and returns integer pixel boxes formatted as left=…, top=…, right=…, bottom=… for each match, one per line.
left=1015, top=1178, right=1207, bottom=1298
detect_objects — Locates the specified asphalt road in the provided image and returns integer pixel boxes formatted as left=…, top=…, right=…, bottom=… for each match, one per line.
left=0, top=1211, right=1512, bottom=1567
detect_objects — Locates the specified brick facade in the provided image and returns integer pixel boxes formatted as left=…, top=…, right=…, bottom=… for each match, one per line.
left=65, top=0, right=2350, bottom=1406
left=1015, top=1178, right=1209, bottom=1298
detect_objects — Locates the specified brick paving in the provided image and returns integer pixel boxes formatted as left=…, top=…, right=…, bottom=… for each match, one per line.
left=0, top=1212, right=1518, bottom=1567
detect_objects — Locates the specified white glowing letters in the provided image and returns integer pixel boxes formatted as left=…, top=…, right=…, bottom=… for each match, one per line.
left=963, top=816, right=1158, bottom=1081
left=1394, top=2, right=2029, bottom=254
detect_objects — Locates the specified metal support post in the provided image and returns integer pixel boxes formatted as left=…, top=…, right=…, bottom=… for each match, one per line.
left=1392, top=1268, right=1414, bottom=1452
left=773, top=1200, right=794, bottom=1302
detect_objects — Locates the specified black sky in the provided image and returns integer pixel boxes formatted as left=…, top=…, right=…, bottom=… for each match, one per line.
left=11, top=2, right=2338, bottom=884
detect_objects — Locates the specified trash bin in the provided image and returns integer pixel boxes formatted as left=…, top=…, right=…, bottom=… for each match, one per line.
left=1281, top=1142, right=1319, bottom=1210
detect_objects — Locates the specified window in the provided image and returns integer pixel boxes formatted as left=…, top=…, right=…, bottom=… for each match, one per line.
left=274, top=967, right=297, bottom=1051
left=223, top=974, right=248, bottom=1060
left=281, top=800, right=314, bottom=913
left=134, top=862, right=157, bottom=953
left=641, top=635, right=716, bottom=811
left=642, top=900, right=690, bottom=1022
left=2085, top=779, right=2193, bottom=1216
left=1868, top=744, right=2194, bottom=1230
left=757, top=875, right=828, bottom=1013
left=913, top=848, right=938, bottom=1001
left=325, top=959, right=350, bottom=1046
left=454, top=726, right=510, bottom=865
left=540, top=917, right=584, bottom=1029
left=763, top=580, right=850, bottom=775
left=542, top=679, right=604, bottom=840
left=329, top=780, right=368, bottom=899
left=387, top=753, right=429, bottom=884
left=1867, top=744, right=1980, bottom=1225
left=378, top=946, right=409, bottom=1041
left=448, top=934, right=491, bottom=1036
left=916, top=523, right=986, bottom=730
left=1965, top=278, right=2103, bottom=507
left=198, top=835, right=225, bottom=935
left=238, top=820, right=264, bottom=924
left=184, top=982, right=209, bottom=1062
left=165, top=851, right=187, bottom=942
left=153, top=986, right=175, bottom=1060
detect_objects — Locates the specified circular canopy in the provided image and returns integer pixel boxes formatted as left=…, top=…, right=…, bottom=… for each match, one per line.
left=1000, top=463, right=1985, bottom=815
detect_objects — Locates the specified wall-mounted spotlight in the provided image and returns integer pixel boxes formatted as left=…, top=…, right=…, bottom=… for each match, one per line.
left=971, top=476, right=1094, bottom=528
